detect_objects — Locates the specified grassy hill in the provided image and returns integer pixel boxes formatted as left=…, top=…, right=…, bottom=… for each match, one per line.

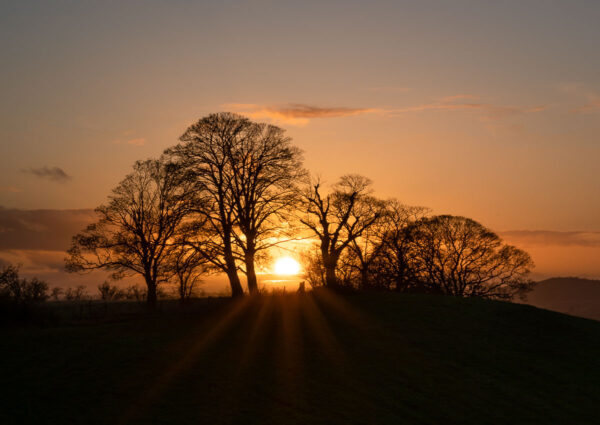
left=1, top=290, right=599, bottom=424
left=526, top=277, right=600, bottom=321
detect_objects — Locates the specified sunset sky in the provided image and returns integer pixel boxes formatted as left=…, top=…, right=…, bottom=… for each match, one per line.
left=1, top=0, right=599, bottom=287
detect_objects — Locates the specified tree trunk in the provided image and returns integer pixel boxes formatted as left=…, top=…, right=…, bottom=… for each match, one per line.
left=394, top=268, right=405, bottom=292
left=245, top=250, right=259, bottom=294
left=325, top=265, right=337, bottom=287
left=223, top=227, right=244, bottom=297
left=146, top=279, right=157, bottom=310
left=226, top=262, right=244, bottom=298
left=323, top=253, right=338, bottom=287
left=360, top=268, right=369, bottom=289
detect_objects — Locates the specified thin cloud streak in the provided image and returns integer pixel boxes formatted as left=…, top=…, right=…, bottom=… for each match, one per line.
left=367, top=86, right=413, bottom=93
left=573, top=95, right=600, bottom=113
left=0, top=186, right=21, bottom=193
left=557, top=83, right=600, bottom=113
left=501, top=230, right=600, bottom=248
left=387, top=99, right=549, bottom=120
left=22, top=166, right=72, bottom=182
left=126, top=138, right=146, bottom=146
left=0, top=207, right=97, bottom=251
left=224, top=103, right=377, bottom=125
left=225, top=97, right=549, bottom=125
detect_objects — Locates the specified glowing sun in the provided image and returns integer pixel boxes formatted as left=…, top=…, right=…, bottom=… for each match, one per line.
left=273, top=257, right=301, bottom=275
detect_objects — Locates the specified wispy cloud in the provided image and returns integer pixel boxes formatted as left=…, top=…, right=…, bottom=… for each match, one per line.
left=388, top=96, right=549, bottom=120
left=22, top=166, right=71, bottom=182
left=557, top=83, right=600, bottom=113
left=501, top=230, right=600, bottom=248
left=126, top=138, right=146, bottom=146
left=439, top=94, right=480, bottom=102
left=0, top=207, right=97, bottom=251
left=0, top=248, right=111, bottom=290
left=573, top=94, right=600, bottom=113
left=225, top=97, right=548, bottom=125
left=111, top=131, right=147, bottom=146
left=0, top=186, right=20, bottom=193
left=0, top=208, right=106, bottom=289
left=224, top=103, right=376, bottom=125
left=367, top=86, right=413, bottom=93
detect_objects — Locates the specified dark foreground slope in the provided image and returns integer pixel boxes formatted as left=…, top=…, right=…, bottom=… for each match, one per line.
left=526, top=277, right=600, bottom=321
left=1, top=291, right=599, bottom=425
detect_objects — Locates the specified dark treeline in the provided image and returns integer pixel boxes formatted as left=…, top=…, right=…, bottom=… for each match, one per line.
left=4, top=112, right=535, bottom=311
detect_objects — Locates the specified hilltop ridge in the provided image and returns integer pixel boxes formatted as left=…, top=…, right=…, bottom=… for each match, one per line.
left=1, top=290, right=599, bottom=424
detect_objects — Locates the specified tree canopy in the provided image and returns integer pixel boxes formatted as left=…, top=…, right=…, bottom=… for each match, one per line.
left=63, top=112, right=535, bottom=305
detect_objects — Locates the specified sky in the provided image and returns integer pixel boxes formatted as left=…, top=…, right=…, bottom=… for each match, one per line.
left=1, top=0, right=599, bottom=289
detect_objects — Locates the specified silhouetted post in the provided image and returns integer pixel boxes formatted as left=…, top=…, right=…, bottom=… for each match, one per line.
left=298, top=281, right=305, bottom=293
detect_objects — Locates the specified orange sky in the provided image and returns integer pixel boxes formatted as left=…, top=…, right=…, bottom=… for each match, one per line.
left=1, top=1, right=599, bottom=288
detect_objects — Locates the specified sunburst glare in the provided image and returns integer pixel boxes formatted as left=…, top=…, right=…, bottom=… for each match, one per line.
left=273, top=257, right=301, bottom=275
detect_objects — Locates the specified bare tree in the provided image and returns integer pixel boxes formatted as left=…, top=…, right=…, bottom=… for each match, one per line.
left=50, top=287, right=63, bottom=301
left=369, top=201, right=430, bottom=291
left=0, top=264, right=49, bottom=303
left=124, top=284, right=147, bottom=302
left=165, top=114, right=248, bottom=297
left=64, top=285, right=88, bottom=302
left=166, top=112, right=304, bottom=295
left=167, top=242, right=208, bottom=302
left=227, top=119, right=305, bottom=293
left=406, top=215, right=534, bottom=299
left=300, top=245, right=326, bottom=288
left=98, top=281, right=125, bottom=301
left=65, top=158, right=196, bottom=309
left=300, top=175, right=385, bottom=287
left=346, top=206, right=391, bottom=289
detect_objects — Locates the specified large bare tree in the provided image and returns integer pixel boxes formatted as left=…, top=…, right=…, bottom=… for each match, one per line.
left=166, top=113, right=304, bottom=295
left=300, top=175, right=385, bottom=287
left=227, top=120, right=305, bottom=293
left=166, top=114, right=248, bottom=297
left=65, top=158, right=195, bottom=309
left=405, top=215, right=534, bottom=299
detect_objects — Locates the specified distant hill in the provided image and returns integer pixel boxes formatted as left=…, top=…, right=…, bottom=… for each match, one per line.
left=524, top=277, right=600, bottom=321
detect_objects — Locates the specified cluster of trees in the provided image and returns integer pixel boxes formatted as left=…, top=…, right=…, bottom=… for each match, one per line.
left=97, top=281, right=176, bottom=302
left=0, top=265, right=156, bottom=305
left=66, top=113, right=304, bottom=308
left=303, top=201, right=533, bottom=299
left=65, top=112, right=534, bottom=309
left=0, top=264, right=49, bottom=304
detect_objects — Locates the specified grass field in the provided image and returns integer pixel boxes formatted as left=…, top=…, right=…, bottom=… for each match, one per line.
left=1, top=290, right=599, bottom=424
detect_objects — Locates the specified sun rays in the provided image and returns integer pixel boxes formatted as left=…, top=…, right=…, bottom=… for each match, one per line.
left=116, top=290, right=373, bottom=423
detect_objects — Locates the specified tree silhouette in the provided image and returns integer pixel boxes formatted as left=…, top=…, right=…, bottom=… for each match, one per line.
left=0, top=264, right=49, bottom=303
left=166, top=112, right=304, bottom=295
left=65, top=158, right=196, bottom=309
left=165, top=114, right=248, bottom=297
left=368, top=201, right=430, bottom=291
left=98, top=281, right=125, bottom=301
left=300, top=175, right=385, bottom=287
left=405, top=215, right=534, bottom=299
left=58, top=112, right=536, bottom=303
left=167, top=241, right=208, bottom=302
left=227, top=120, right=305, bottom=293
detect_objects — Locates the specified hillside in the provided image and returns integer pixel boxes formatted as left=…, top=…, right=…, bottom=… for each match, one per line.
left=525, top=277, right=600, bottom=321
left=1, top=291, right=599, bottom=424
